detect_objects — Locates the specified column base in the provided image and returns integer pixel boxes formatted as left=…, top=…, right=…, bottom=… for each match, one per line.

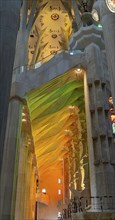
left=72, top=212, right=115, bottom=220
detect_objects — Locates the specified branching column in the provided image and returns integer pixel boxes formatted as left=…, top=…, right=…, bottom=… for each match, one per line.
left=14, top=0, right=37, bottom=68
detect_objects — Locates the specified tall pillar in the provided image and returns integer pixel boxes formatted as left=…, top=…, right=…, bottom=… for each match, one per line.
left=14, top=104, right=36, bottom=220
left=69, top=24, right=115, bottom=209
left=93, top=0, right=115, bottom=106
left=23, top=152, right=35, bottom=220
left=85, top=43, right=115, bottom=206
left=14, top=132, right=28, bottom=220
left=0, top=99, right=22, bottom=220
left=0, top=0, right=21, bottom=174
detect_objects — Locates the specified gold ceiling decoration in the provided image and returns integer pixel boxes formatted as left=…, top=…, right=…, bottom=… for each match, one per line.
left=29, top=0, right=72, bottom=63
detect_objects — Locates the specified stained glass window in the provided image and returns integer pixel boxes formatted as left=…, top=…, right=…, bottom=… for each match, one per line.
left=109, top=96, right=115, bottom=134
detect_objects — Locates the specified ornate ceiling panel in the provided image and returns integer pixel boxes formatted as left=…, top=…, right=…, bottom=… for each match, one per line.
left=28, top=0, right=96, bottom=64
left=29, top=0, right=72, bottom=63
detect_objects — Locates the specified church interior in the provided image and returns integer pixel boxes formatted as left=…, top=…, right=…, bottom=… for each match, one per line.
left=0, top=0, right=115, bottom=220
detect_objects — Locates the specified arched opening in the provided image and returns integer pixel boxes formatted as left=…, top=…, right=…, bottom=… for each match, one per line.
left=22, top=67, right=90, bottom=219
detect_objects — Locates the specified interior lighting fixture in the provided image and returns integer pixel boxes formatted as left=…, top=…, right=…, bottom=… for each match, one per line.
left=69, top=51, right=74, bottom=55
left=75, top=67, right=82, bottom=74
left=58, top=189, right=61, bottom=195
left=109, top=96, right=113, bottom=104
left=22, top=118, right=27, bottom=122
left=97, top=23, right=102, bottom=28
left=22, top=112, right=26, bottom=116
left=68, top=105, right=75, bottom=110
left=111, top=114, right=115, bottom=121
left=91, top=9, right=99, bottom=22
left=58, top=178, right=61, bottom=184
left=58, top=212, right=62, bottom=218
left=76, top=68, right=81, bottom=72
left=106, top=0, right=115, bottom=13
left=42, top=188, right=46, bottom=194
left=35, top=62, right=41, bottom=69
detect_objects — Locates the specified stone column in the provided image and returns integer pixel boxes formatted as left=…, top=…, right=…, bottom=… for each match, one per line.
left=69, top=23, right=115, bottom=209
left=0, top=0, right=21, bottom=174
left=0, top=99, right=22, bottom=220
left=23, top=151, right=35, bottom=220
left=93, top=0, right=115, bottom=105
left=23, top=153, right=32, bottom=220
left=64, top=157, right=69, bottom=206
left=68, top=157, right=72, bottom=201
left=15, top=132, right=28, bottom=220
left=14, top=104, right=36, bottom=220
left=85, top=43, right=115, bottom=208
left=29, top=155, right=36, bottom=220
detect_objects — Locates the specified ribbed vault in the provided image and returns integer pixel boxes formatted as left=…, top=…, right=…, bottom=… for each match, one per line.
left=27, top=69, right=85, bottom=176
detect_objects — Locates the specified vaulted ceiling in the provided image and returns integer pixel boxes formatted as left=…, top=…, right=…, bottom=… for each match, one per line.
left=28, top=0, right=96, bottom=64
left=27, top=69, right=86, bottom=176
left=24, top=0, right=92, bottom=199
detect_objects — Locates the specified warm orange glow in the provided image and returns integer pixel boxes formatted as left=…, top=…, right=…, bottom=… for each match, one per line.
left=27, top=70, right=85, bottom=218
left=39, top=166, right=63, bottom=219
left=109, top=96, right=113, bottom=104
left=111, top=114, right=115, bottom=122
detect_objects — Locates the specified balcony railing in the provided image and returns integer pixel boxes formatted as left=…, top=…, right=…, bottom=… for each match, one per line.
left=62, top=196, right=115, bottom=219
left=13, top=49, right=79, bottom=74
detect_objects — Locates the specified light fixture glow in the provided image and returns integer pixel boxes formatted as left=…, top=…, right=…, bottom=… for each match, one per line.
left=97, top=24, right=102, bottom=28
left=109, top=96, right=113, bottom=104
left=75, top=67, right=82, bottom=74
left=69, top=51, right=74, bottom=55
left=106, top=0, right=115, bottom=13
left=76, top=68, right=81, bottom=72
left=35, top=62, right=41, bottom=69
left=22, top=118, right=27, bottom=122
left=42, top=188, right=46, bottom=194
left=58, top=212, right=61, bottom=217
left=22, top=112, right=26, bottom=116
left=58, top=178, right=61, bottom=184
left=91, top=9, right=99, bottom=22
left=58, top=189, right=61, bottom=195
left=68, top=105, right=75, bottom=110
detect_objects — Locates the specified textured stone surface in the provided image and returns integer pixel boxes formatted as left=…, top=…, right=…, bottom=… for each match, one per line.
left=72, top=212, right=115, bottom=220
left=0, top=100, right=22, bottom=219
left=93, top=0, right=115, bottom=106
left=11, top=51, right=85, bottom=98
left=0, top=0, right=21, bottom=175
left=69, top=24, right=115, bottom=208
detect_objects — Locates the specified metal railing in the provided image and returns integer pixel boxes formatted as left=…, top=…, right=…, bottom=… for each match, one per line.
left=62, top=196, right=115, bottom=219
left=13, top=49, right=63, bottom=74
left=13, top=49, right=79, bottom=74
